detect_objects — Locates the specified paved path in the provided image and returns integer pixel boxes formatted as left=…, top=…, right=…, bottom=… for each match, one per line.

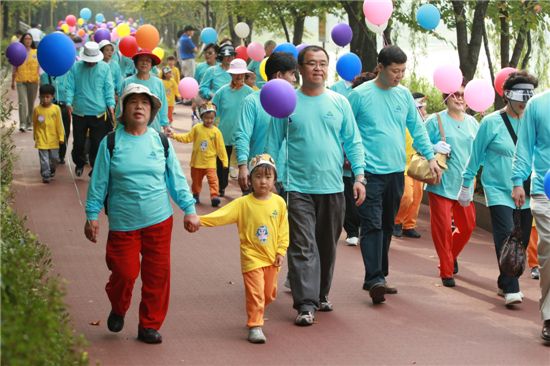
left=9, top=102, right=549, bottom=365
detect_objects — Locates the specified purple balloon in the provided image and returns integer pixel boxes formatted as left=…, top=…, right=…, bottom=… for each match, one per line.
left=6, top=42, right=27, bottom=66
left=331, top=23, right=353, bottom=47
left=296, top=43, right=309, bottom=53
left=260, top=79, right=296, bottom=119
left=94, top=28, right=111, bottom=42
left=87, top=24, right=95, bottom=30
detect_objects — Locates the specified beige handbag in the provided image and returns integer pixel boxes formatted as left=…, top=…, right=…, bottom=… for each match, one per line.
left=407, top=113, right=448, bottom=185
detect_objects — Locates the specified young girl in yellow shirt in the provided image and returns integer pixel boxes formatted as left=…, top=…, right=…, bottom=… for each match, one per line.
left=161, top=67, right=180, bottom=124
left=199, top=154, right=289, bottom=344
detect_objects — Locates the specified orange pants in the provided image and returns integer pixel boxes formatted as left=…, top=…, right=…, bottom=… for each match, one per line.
left=395, top=175, right=424, bottom=229
left=528, top=226, right=539, bottom=269
left=191, top=167, right=219, bottom=198
left=243, top=265, right=279, bottom=328
left=428, top=193, right=476, bottom=278
left=168, top=106, right=174, bottom=123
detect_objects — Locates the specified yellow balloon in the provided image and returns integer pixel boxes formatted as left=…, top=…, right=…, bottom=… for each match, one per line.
left=152, top=47, right=165, bottom=61
left=259, top=57, right=268, bottom=81
left=77, top=18, right=84, bottom=26
left=117, top=23, right=130, bottom=38
left=61, top=24, right=69, bottom=34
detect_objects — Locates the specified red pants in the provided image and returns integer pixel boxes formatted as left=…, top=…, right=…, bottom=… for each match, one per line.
left=105, top=216, right=173, bottom=330
left=191, top=167, right=219, bottom=198
left=243, top=265, right=279, bottom=327
left=168, top=106, right=174, bottom=123
left=428, top=193, right=476, bottom=278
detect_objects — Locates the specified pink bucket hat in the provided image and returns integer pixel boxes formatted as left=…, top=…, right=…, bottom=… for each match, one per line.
left=227, top=59, right=253, bottom=75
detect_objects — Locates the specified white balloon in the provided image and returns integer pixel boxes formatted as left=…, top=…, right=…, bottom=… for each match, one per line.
left=234, top=22, right=250, bottom=38
left=365, top=20, right=388, bottom=34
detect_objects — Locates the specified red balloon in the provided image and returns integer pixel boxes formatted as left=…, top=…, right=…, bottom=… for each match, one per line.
left=494, top=67, right=516, bottom=97
left=119, top=36, right=138, bottom=58
left=66, top=15, right=77, bottom=27
left=235, top=45, right=248, bottom=61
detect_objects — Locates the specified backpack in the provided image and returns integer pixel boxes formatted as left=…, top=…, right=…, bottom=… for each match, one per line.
left=103, top=130, right=170, bottom=215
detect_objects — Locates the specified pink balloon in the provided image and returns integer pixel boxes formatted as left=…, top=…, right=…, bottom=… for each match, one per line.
left=111, top=28, right=120, bottom=42
left=464, top=79, right=495, bottom=112
left=178, top=77, right=199, bottom=99
left=433, top=65, right=463, bottom=94
left=363, top=0, right=393, bottom=26
left=100, top=23, right=107, bottom=29
left=247, top=42, right=265, bottom=62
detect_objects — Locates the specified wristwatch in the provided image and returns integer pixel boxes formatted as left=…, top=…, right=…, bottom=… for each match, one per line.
left=355, top=177, right=367, bottom=186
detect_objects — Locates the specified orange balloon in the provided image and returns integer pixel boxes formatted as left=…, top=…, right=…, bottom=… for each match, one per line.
left=135, top=24, right=160, bottom=51
left=77, top=29, right=86, bottom=37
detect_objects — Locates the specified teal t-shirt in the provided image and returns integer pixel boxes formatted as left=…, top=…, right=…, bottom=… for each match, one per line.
left=212, top=84, right=254, bottom=145
left=119, top=75, right=169, bottom=132
left=266, top=89, right=364, bottom=194
left=195, top=61, right=218, bottom=84
left=329, top=80, right=352, bottom=98
left=348, top=81, right=434, bottom=174
left=248, top=60, right=265, bottom=88
left=86, top=128, right=196, bottom=231
left=199, top=65, right=231, bottom=100
left=463, top=111, right=529, bottom=209
left=234, top=91, right=271, bottom=165
left=107, top=60, right=123, bottom=96
left=425, top=110, right=479, bottom=200
left=66, top=60, right=115, bottom=116
left=40, top=73, right=68, bottom=103
left=512, top=90, right=550, bottom=195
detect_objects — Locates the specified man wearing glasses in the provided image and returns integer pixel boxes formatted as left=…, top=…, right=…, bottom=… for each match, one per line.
left=266, top=46, right=365, bottom=326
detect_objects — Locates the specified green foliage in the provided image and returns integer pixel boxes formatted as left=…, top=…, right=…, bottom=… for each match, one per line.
left=401, top=73, right=446, bottom=115
left=0, top=75, right=88, bottom=365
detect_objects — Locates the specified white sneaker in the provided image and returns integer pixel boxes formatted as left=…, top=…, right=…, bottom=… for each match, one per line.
left=295, top=311, right=314, bottom=326
left=229, top=167, right=238, bottom=179
left=345, top=237, right=359, bottom=246
left=497, top=289, right=524, bottom=298
left=504, top=292, right=523, bottom=306
left=247, top=327, right=266, bottom=343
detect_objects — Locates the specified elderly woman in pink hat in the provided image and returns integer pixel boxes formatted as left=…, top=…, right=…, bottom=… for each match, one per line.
left=211, top=58, right=254, bottom=197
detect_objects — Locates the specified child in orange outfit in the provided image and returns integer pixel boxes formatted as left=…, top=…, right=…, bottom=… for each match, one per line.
left=527, top=221, right=540, bottom=279
left=170, top=102, right=227, bottom=207
left=161, top=67, right=180, bottom=124
left=199, top=154, right=289, bottom=344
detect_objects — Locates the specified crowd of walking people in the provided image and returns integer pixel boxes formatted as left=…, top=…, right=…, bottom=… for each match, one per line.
left=10, top=25, right=549, bottom=346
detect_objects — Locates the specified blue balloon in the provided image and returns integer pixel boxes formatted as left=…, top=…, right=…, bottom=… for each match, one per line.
left=80, top=8, right=92, bottom=20
left=416, top=4, right=440, bottom=30
left=200, top=27, right=217, bottom=44
left=336, top=53, right=362, bottom=82
left=544, top=169, right=550, bottom=199
left=37, top=33, right=76, bottom=77
left=95, top=13, right=105, bottom=23
left=273, top=42, right=298, bottom=59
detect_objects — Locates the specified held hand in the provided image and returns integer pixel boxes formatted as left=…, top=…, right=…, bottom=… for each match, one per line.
left=238, top=165, right=249, bottom=192
left=457, top=186, right=472, bottom=207
left=428, top=159, right=442, bottom=185
left=184, top=214, right=200, bottom=233
left=512, top=186, right=526, bottom=208
left=434, top=141, right=451, bottom=155
left=84, top=220, right=99, bottom=243
left=66, top=105, right=73, bottom=116
left=163, top=126, right=173, bottom=136
left=109, top=107, right=115, bottom=122
left=274, top=254, right=285, bottom=267
left=353, top=181, right=366, bottom=206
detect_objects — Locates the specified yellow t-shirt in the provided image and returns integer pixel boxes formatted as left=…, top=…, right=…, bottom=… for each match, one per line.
left=33, top=104, right=64, bottom=149
left=172, top=123, right=228, bottom=169
left=162, top=78, right=180, bottom=107
left=15, top=48, right=39, bottom=83
left=200, top=194, right=289, bottom=273
left=404, top=129, right=416, bottom=174
left=159, top=66, right=181, bottom=82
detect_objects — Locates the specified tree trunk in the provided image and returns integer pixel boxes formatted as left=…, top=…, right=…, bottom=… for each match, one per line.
left=227, top=13, right=240, bottom=46
left=520, top=30, right=532, bottom=69
left=292, top=13, right=306, bottom=45
left=499, top=0, right=510, bottom=68
left=341, top=0, right=378, bottom=73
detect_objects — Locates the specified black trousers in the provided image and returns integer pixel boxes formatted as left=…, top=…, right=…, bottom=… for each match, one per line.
left=58, top=104, right=71, bottom=161
left=71, top=114, right=112, bottom=169
left=343, top=176, right=360, bottom=238
left=489, top=205, right=532, bottom=293
left=216, top=145, right=232, bottom=193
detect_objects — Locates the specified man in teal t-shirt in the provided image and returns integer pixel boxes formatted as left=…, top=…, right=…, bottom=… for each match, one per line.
left=348, top=45, right=441, bottom=305
left=247, top=40, right=276, bottom=89
left=266, top=46, right=366, bottom=326
left=511, top=89, right=550, bottom=342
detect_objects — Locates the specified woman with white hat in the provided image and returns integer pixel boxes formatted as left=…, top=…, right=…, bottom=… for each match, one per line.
left=84, top=83, right=199, bottom=344
left=98, top=39, right=123, bottom=97
left=212, top=58, right=254, bottom=196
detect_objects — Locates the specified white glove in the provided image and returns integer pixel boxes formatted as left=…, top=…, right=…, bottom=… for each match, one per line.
left=434, top=141, right=451, bottom=154
left=457, top=186, right=472, bottom=207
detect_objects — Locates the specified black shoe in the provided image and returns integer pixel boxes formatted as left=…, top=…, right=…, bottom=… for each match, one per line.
left=42, top=177, right=50, bottom=184
left=50, top=168, right=56, bottom=177
left=393, top=224, right=403, bottom=237
left=402, top=228, right=421, bottom=238
left=75, top=166, right=83, bottom=177
left=107, top=311, right=124, bottom=333
left=453, top=260, right=459, bottom=275
left=211, top=197, right=220, bottom=207
left=369, top=283, right=386, bottom=304
left=219, top=189, right=225, bottom=198
left=385, top=284, right=398, bottom=294
left=542, top=320, right=550, bottom=342
left=58, top=159, right=65, bottom=165
left=193, top=194, right=200, bottom=204
left=19, top=128, right=25, bottom=132
left=138, top=327, right=163, bottom=344
left=442, top=277, right=456, bottom=287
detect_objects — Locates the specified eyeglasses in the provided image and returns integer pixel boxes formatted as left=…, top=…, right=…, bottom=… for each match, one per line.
left=451, top=92, right=464, bottom=99
left=303, top=61, right=328, bottom=69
